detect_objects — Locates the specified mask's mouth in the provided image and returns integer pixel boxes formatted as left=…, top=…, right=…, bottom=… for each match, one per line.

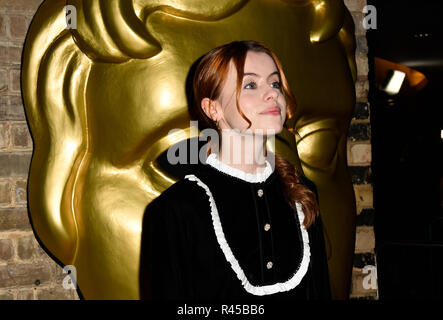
left=156, top=138, right=209, bottom=180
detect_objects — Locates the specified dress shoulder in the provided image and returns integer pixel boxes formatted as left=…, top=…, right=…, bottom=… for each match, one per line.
left=146, top=174, right=210, bottom=222
left=155, top=176, right=202, bottom=201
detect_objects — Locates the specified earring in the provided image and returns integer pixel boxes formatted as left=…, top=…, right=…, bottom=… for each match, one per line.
left=211, top=116, right=219, bottom=129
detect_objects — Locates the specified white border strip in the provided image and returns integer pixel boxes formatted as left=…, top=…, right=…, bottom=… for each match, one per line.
left=185, top=174, right=311, bottom=296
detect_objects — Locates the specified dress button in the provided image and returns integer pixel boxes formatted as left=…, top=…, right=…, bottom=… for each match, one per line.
left=257, top=189, right=264, bottom=197
left=264, top=223, right=271, bottom=231
left=266, top=261, right=273, bottom=269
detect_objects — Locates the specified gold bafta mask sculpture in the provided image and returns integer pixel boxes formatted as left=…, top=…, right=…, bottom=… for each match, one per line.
left=22, top=0, right=357, bottom=299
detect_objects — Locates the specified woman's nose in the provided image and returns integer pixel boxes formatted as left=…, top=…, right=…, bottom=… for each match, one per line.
left=264, top=87, right=278, bottom=101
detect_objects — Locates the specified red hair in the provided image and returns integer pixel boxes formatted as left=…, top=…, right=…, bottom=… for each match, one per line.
left=192, top=40, right=319, bottom=228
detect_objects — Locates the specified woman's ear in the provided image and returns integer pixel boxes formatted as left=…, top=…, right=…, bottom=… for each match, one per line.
left=201, top=98, right=219, bottom=121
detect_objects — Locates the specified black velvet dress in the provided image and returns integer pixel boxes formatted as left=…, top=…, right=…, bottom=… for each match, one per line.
left=142, top=153, right=331, bottom=300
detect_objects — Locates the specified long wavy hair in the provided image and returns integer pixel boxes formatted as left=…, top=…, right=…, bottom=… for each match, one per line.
left=192, top=40, right=319, bottom=228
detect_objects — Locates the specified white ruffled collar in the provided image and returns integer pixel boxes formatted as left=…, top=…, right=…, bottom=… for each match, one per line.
left=205, top=153, right=274, bottom=183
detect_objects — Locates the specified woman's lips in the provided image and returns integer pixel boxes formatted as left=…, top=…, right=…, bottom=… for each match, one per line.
left=260, top=107, right=281, bottom=115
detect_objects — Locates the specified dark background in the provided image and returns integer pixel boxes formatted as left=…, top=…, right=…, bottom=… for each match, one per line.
left=367, top=0, right=443, bottom=299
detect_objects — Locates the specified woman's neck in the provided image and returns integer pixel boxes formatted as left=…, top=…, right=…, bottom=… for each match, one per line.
left=214, top=129, right=268, bottom=174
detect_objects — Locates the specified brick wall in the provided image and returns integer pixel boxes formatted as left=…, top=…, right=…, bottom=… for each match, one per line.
left=0, top=0, right=79, bottom=300
left=0, top=0, right=375, bottom=300
left=344, top=0, right=378, bottom=300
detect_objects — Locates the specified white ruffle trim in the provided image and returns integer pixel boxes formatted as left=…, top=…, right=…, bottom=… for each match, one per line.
left=205, top=153, right=274, bottom=183
left=185, top=174, right=311, bottom=296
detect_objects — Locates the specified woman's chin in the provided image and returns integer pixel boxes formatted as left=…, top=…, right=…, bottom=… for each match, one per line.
left=251, top=125, right=283, bottom=135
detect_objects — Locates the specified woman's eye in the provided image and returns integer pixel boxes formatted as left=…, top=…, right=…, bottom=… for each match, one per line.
left=271, top=81, right=281, bottom=89
left=244, top=82, right=257, bottom=89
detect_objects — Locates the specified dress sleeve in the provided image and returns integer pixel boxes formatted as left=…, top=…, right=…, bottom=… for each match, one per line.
left=300, top=175, right=332, bottom=300
left=141, top=193, right=195, bottom=300
left=308, top=214, right=332, bottom=299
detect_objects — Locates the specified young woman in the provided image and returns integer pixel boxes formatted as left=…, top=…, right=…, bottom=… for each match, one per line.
left=144, top=40, right=331, bottom=300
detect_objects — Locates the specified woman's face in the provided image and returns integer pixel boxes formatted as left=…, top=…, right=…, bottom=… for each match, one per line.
left=216, top=51, right=287, bottom=135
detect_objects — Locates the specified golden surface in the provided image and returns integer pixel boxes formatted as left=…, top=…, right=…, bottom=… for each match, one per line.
left=22, top=0, right=357, bottom=299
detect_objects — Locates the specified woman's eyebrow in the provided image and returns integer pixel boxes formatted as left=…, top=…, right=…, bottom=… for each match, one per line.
left=243, top=71, right=280, bottom=79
